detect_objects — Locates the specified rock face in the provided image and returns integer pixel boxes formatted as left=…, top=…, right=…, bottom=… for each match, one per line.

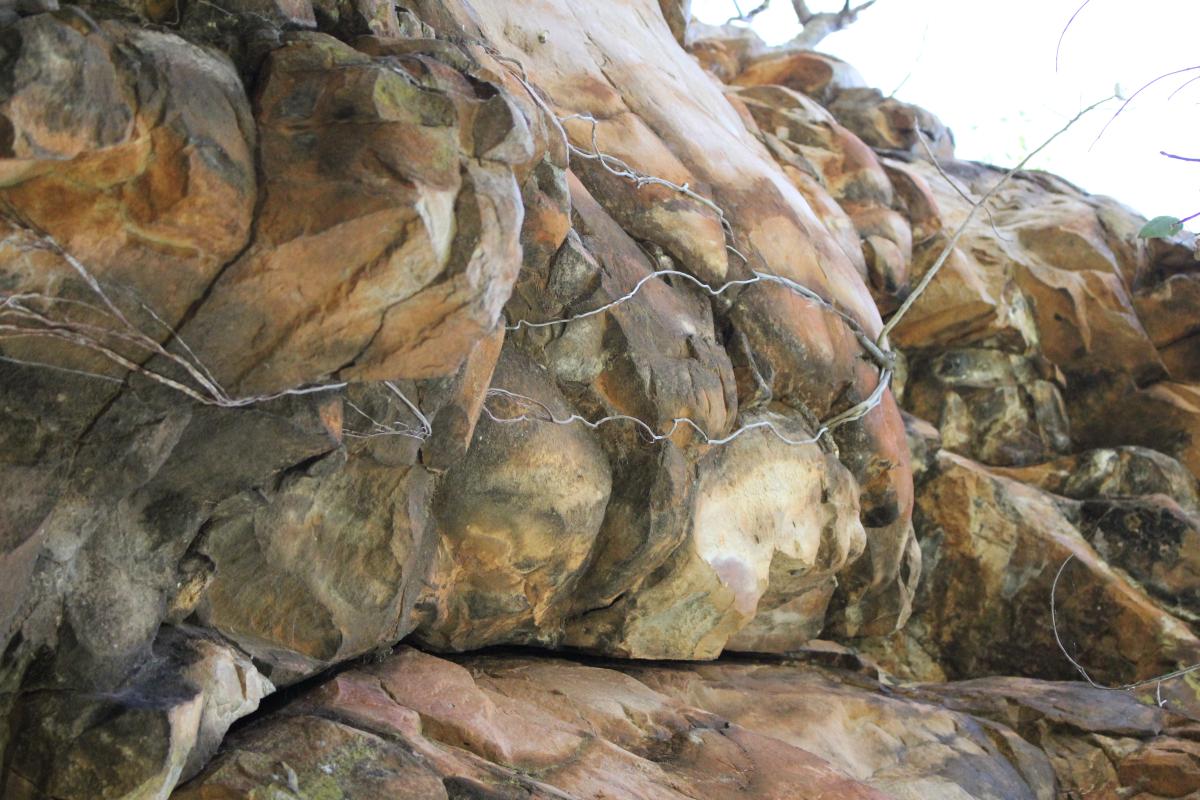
left=0, top=0, right=1198, bottom=797
left=179, top=647, right=1200, bottom=800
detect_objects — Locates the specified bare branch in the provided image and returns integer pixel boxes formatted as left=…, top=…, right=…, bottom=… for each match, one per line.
left=1167, top=74, right=1200, bottom=101
left=10, top=42, right=899, bottom=454
left=887, top=23, right=928, bottom=99
left=0, top=213, right=348, bottom=408
left=791, top=0, right=814, bottom=22
left=914, top=128, right=1008, bottom=242
left=343, top=383, right=431, bottom=441
left=789, top=0, right=877, bottom=49
left=1093, top=66, right=1200, bottom=147
left=881, top=95, right=1116, bottom=343
left=726, top=0, right=771, bottom=24
left=486, top=44, right=896, bottom=446
left=484, top=387, right=829, bottom=447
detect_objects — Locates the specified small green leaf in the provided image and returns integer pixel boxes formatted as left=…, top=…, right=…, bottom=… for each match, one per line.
left=1139, top=215, right=1184, bottom=239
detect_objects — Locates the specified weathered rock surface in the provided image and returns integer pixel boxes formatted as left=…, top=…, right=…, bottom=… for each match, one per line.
left=2, top=0, right=1200, bottom=796
left=888, top=450, right=1200, bottom=690
left=180, top=31, right=537, bottom=396
left=912, top=676, right=1200, bottom=799
left=177, top=647, right=1200, bottom=800
left=177, top=647, right=891, bottom=800
left=8, top=628, right=270, bottom=799
left=991, top=446, right=1200, bottom=514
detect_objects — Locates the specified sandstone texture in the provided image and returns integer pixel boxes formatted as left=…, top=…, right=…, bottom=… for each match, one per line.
left=0, top=0, right=1198, bottom=797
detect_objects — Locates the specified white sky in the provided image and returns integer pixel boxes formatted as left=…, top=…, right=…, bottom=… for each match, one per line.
left=691, top=0, right=1200, bottom=223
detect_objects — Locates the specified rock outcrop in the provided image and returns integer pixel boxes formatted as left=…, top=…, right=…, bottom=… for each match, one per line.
left=1, top=0, right=1199, bottom=797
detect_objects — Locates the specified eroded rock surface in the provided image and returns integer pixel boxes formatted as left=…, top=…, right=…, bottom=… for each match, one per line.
left=2, top=0, right=1200, bottom=796
left=178, top=647, right=1200, bottom=800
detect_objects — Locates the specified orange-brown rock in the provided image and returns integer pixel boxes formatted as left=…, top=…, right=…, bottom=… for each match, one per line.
left=177, top=647, right=889, bottom=800
left=3, top=0, right=1200, bottom=795
left=562, top=410, right=865, bottom=658
left=917, top=677, right=1200, bottom=799
left=902, top=349, right=1070, bottom=466
left=1073, top=379, right=1200, bottom=478
left=898, top=451, right=1200, bottom=687
left=729, top=82, right=914, bottom=307
left=1135, top=272, right=1200, bottom=381
left=631, top=660, right=1061, bottom=799
left=827, top=88, right=955, bottom=160
left=687, top=22, right=771, bottom=83
left=404, top=0, right=918, bottom=654
left=990, top=446, right=1200, bottom=513
left=196, top=450, right=438, bottom=683
left=733, top=49, right=866, bottom=104
left=1118, top=738, right=1200, bottom=798
left=1078, top=494, right=1200, bottom=619
left=0, top=15, right=255, bottom=425
left=178, top=647, right=1200, bottom=800
left=884, top=159, right=1161, bottom=382
left=179, top=32, right=537, bottom=396
left=0, top=18, right=255, bottom=318
left=416, top=348, right=613, bottom=652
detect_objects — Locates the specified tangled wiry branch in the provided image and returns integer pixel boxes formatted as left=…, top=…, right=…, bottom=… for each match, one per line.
left=490, top=51, right=895, bottom=447
left=913, top=128, right=1010, bottom=243
left=498, top=80, right=750, bottom=266
left=492, top=47, right=1110, bottom=450
left=344, top=382, right=433, bottom=440
left=484, top=387, right=828, bottom=447
left=0, top=21, right=1183, bottom=721
left=0, top=44, right=1108, bottom=462
left=0, top=217, right=347, bottom=408
left=0, top=212, right=460, bottom=447
left=0, top=225, right=433, bottom=440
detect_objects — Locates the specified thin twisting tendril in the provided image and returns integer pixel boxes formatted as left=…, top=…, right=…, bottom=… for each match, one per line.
left=0, top=215, right=347, bottom=408
left=879, top=95, right=1115, bottom=344
left=483, top=52, right=1106, bottom=448
left=483, top=44, right=898, bottom=443
left=483, top=387, right=828, bottom=447
left=1050, top=554, right=1200, bottom=697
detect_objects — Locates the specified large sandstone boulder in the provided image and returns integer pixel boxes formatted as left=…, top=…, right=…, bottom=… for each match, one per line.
left=416, top=349, right=613, bottom=652
left=177, top=647, right=1200, bottom=800
left=3, top=0, right=1200, bottom=795
left=177, top=648, right=893, bottom=799
left=0, top=12, right=543, bottom=793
